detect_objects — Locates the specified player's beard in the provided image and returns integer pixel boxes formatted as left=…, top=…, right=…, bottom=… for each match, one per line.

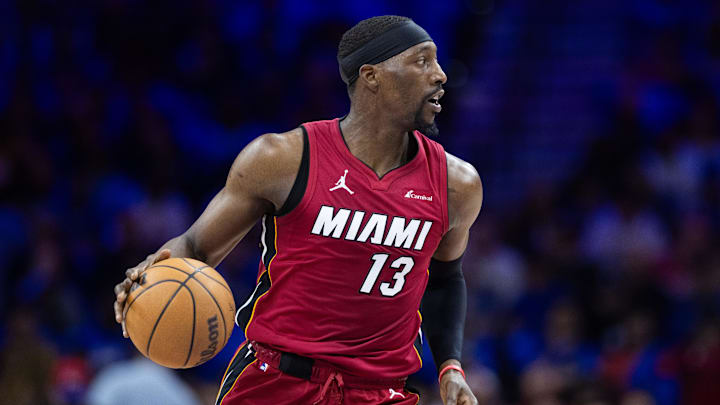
left=413, top=105, right=440, bottom=137
left=412, top=87, right=442, bottom=137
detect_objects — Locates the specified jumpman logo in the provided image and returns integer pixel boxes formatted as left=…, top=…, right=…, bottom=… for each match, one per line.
left=388, top=388, right=406, bottom=399
left=329, top=169, right=354, bottom=194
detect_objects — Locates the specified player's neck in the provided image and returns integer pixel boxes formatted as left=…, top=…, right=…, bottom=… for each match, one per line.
left=340, top=109, right=411, bottom=178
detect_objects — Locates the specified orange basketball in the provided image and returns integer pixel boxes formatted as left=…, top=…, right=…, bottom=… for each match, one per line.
left=124, top=258, right=236, bottom=368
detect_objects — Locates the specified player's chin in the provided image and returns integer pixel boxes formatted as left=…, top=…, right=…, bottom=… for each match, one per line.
left=419, top=107, right=437, bottom=123
left=425, top=108, right=441, bottom=125
left=412, top=104, right=440, bottom=136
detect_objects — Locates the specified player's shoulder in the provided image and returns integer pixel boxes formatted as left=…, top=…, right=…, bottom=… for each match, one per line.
left=227, top=128, right=304, bottom=191
left=245, top=128, right=304, bottom=161
left=444, top=151, right=483, bottom=228
left=445, top=152, right=482, bottom=195
left=234, top=128, right=303, bottom=168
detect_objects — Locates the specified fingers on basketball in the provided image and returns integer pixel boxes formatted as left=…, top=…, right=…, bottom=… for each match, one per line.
left=124, top=257, right=235, bottom=368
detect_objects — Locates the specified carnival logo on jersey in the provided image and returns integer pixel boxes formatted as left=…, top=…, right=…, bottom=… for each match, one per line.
left=329, top=169, right=354, bottom=195
left=404, top=189, right=433, bottom=202
left=310, top=205, right=433, bottom=251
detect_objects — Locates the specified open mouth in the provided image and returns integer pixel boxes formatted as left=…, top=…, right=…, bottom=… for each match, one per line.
left=427, top=89, right=444, bottom=111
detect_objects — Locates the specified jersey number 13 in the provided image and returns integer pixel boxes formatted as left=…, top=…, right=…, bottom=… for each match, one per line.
left=359, top=254, right=415, bottom=297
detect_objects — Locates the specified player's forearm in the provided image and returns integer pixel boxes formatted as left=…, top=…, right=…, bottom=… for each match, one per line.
left=421, top=256, right=467, bottom=370
left=156, top=233, right=203, bottom=262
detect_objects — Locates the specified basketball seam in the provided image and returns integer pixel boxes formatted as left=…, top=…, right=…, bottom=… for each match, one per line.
left=145, top=282, right=189, bottom=357
left=180, top=257, right=232, bottom=294
left=180, top=258, right=230, bottom=347
left=188, top=277, right=228, bottom=347
left=125, top=279, right=185, bottom=322
left=150, top=264, right=210, bottom=275
left=195, top=271, right=232, bottom=293
left=145, top=268, right=205, bottom=359
left=152, top=259, right=232, bottom=295
left=181, top=257, right=201, bottom=271
left=182, top=283, right=197, bottom=368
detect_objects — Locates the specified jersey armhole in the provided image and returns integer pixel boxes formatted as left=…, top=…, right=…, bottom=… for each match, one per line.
left=441, top=150, right=450, bottom=235
left=275, top=127, right=309, bottom=216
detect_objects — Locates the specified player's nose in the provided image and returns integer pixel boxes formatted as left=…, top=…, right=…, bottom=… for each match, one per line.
left=431, top=60, right=447, bottom=86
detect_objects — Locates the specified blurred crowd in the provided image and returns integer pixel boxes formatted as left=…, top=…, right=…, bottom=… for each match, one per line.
left=1, top=1, right=719, bottom=405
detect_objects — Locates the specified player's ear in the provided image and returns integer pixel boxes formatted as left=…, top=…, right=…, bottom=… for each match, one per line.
left=358, top=64, right=379, bottom=92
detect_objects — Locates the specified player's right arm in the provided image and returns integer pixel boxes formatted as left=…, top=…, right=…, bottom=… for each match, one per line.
left=113, top=129, right=304, bottom=337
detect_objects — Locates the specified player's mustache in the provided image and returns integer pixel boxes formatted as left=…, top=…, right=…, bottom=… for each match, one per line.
left=423, top=86, right=444, bottom=100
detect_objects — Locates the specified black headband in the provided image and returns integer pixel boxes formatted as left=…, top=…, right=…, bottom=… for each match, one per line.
left=338, top=21, right=433, bottom=85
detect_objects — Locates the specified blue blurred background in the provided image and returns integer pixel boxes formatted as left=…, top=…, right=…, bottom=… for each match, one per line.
left=1, top=0, right=720, bottom=404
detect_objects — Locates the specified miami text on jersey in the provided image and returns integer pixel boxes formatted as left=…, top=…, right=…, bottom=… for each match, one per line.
left=310, top=205, right=433, bottom=251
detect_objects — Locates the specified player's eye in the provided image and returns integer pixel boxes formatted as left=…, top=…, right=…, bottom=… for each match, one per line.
left=417, top=57, right=426, bottom=65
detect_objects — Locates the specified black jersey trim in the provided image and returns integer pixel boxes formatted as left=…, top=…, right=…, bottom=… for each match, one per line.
left=237, top=216, right=276, bottom=334
left=235, top=269, right=271, bottom=332
left=215, top=342, right=256, bottom=405
left=260, top=215, right=277, bottom=267
left=414, top=329, right=423, bottom=360
left=444, top=151, right=450, bottom=234
left=275, top=127, right=309, bottom=217
left=414, top=311, right=424, bottom=368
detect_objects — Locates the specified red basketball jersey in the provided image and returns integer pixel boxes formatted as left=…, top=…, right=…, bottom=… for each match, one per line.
left=237, top=118, right=448, bottom=378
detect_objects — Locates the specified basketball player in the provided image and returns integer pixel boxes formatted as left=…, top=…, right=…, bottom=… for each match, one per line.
left=114, top=16, right=482, bottom=405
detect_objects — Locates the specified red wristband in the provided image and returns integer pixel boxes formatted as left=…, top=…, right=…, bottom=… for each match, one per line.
left=438, top=364, right=465, bottom=384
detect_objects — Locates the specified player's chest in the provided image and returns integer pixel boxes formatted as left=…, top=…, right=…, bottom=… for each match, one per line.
left=306, top=170, right=443, bottom=253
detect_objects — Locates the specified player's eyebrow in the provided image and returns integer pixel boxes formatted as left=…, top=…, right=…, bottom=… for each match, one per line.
left=411, top=44, right=435, bottom=55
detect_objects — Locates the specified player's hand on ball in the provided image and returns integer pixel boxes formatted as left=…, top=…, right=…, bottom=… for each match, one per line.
left=440, top=369, right=478, bottom=405
left=113, top=249, right=172, bottom=338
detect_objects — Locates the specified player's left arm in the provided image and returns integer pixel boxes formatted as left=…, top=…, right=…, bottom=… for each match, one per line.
left=423, top=152, right=483, bottom=405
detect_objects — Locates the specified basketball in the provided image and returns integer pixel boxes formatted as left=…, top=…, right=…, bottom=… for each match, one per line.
left=123, top=258, right=236, bottom=369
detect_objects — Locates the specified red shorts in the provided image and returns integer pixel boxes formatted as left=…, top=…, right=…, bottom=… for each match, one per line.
left=215, top=342, right=421, bottom=405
